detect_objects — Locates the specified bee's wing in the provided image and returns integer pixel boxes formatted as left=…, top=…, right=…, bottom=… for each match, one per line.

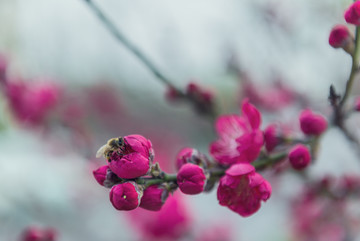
left=96, top=144, right=107, bottom=158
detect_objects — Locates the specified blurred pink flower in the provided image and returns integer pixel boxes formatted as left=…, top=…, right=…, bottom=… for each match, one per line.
left=6, top=80, right=61, bottom=126
left=241, top=79, right=296, bottom=112
left=196, top=224, right=233, bottom=241
left=210, top=99, right=263, bottom=165
left=217, top=163, right=271, bottom=217
left=128, top=193, right=191, bottom=241
left=20, top=227, right=57, bottom=241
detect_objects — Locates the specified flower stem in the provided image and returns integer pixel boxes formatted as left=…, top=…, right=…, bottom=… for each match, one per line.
left=252, top=152, right=287, bottom=171
left=340, top=26, right=360, bottom=107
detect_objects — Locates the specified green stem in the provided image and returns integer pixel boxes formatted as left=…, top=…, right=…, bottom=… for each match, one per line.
left=340, top=26, right=360, bottom=107
left=252, top=152, right=287, bottom=171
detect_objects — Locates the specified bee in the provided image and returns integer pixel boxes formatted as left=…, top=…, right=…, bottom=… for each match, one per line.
left=96, top=137, right=126, bottom=161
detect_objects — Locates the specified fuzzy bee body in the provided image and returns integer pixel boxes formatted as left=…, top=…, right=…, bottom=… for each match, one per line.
left=96, top=137, right=125, bottom=161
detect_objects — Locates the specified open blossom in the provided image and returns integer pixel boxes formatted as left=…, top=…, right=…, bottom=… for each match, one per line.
left=217, top=163, right=271, bottom=217
left=288, top=144, right=311, bottom=170
left=210, top=99, right=263, bottom=165
left=108, top=135, right=154, bottom=179
left=177, top=163, right=206, bottom=195
left=299, top=109, right=328, bottom=136
left=140, top=185, right=169, bottom=211
left=345, top=1, right=360, bottom=25
left=329, top=25, right=354, bottom=54
left=109, top=182, right=143, bottom=211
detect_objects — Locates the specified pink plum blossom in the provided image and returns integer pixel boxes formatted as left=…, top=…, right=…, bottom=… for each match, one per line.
left=108, top=134, right=154, bottom=179
left=177, top=163, right=206, bottom=195
left=210, top=99, right=263, bottom=165
left=299, top=109, right=328, bottom=136
left=109, top=182, right=142, bottom=211
left=217, top=163, right=271, bottom=217
left=140, top=185, right=169, bottom=211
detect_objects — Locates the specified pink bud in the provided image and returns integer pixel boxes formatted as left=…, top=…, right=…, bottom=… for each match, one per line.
left=264, top=124, right=279, bottom=152
left=329, top=25, right=352, bottom=48
left=108, top=134, right=153, bottom=179
left=175, top=147, right=194, bottom=170
left=329, top=25, right=354, bottom=54
left=185, top=82, right=215, bottom=115
left=92, top=165, right=108, bottom=186
left=109, top=182, right=142, bottom=211
left=140, top=185, right=169, bottom=211
left=345, top=1, right=360, bottom=25
left=177, top=163, right=206, bottom=195
left=288, top=144, right=311, bottom=170
left=175, top=147, right=208, bottom=170
left=299, top=109, right=328, bottom=136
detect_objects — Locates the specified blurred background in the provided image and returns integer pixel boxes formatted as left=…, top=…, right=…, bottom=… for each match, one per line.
left=0, top=0, right=360, bottom=240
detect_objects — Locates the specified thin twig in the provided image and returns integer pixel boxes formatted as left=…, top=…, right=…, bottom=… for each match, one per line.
left=82, top=0, right=182, bottom=92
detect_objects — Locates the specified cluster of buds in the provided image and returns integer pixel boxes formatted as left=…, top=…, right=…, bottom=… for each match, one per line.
left=328, top=1, right=360, bottom=55
left=166, top=82, right=216, bottom=116
left=20, top=227, right=57, bottom=241
left=93, top=135, right=172, bottom=211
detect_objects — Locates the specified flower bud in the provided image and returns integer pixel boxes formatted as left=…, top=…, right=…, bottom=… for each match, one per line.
left=92, top=165, right=108, bottom=186
left=288, top=144, right=311, bottom=170
left=109, top=182, right=143, bottom=211
left=140, top=185, right=169, bottom=211
left=175, top=147, right=209, bottom=170
left=329, top=25, right=354, bottom=55
left=345, top=1, right=360, bottom=25
left=108, top=134, right=153, bottom=179
left=177, top=163, right=206, bottom=195
left=185, top=82, right=215, bottom=115
left=299, top=109, right=328, bottom=136
left=264, top=124, right=279, bottom=152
